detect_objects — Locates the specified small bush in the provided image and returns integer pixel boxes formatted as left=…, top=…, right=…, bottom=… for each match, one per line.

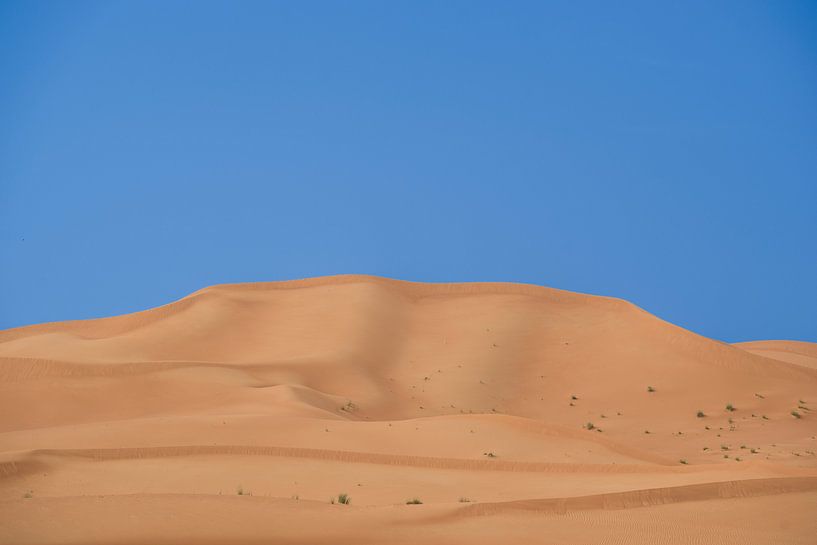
left=458, top=497, right=471, bottom=503
left=647, top=386, right=655, bottom=393
left=23, top=491, right=32, bottom=499
left=585, top=422, right=595, bottom=430
left=237, top=486, right=247, bottom=496
left=337, top=493, right=351, bottom=505
left=679, top=459, right=688, bottom=465
left=726, top=404, right=736, bottom=412
left=571, top=395, right=578, bottom=400
left=791, top=411, right=802, bottom=419
left=484, top=452, right=497, bottom=458
left=697, top=410, right=706, bottom=418
left=406, top=498, right=423, bottom=505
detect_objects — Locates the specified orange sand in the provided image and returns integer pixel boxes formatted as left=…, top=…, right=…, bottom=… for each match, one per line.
left=1, top=275, right=815, bottom=544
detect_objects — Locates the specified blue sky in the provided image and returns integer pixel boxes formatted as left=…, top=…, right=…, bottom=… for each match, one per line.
left=1, top=1, right=816, bottom=342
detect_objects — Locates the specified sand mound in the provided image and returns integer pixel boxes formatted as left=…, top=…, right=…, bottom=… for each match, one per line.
left=1, top=275, right=815, bottom=544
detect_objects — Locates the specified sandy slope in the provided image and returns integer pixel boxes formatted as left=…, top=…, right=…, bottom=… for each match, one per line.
left=1, top=275, right=815, bottom=544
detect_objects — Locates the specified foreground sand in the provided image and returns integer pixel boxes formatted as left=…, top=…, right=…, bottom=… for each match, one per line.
left=1, top=275, right=815, bottom=544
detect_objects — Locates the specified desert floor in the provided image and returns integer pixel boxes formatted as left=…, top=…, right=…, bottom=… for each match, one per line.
left=1, top=275, right=815, bottom=544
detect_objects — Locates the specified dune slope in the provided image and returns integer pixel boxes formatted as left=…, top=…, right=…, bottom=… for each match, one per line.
left=1, top=275, right=815, bottom=544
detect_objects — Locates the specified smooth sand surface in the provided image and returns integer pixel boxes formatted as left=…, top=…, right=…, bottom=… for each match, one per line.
left=1, top=275, right=815, bottom=544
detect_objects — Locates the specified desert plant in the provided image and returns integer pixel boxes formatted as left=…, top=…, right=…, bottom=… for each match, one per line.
left=571, top=395, right=578, bottom=400
left=726, top=404, right=736, bottom=412
left=679, top=459, right=688, bottom=465
left=697, top=410, right=706, bottom=418
left=406, top=498, right=423, bottom=505
left=23, top=491, right=32, bottom=499
left=337, top=493, right=351, bottom=505
left=458, top=497, right=471, bottom=503
left=647, top=386, right=655, bottom=393
left=791, top=411, right=802, bottom=419
left=237, top=486, right=246, bottom=496
left=484, top=452, right=497, bottom=458
left=585, top=422, right=595, bottom=430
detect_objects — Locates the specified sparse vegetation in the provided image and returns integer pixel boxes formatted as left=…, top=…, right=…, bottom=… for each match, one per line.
left=679, top=459, right=688, bottom=465
left=697, top=410, right=706, bottom=418
left=237, top=486, right=248, bottom=496
left=754, top=393, right=765, bottom=399
left=337, top=493, right=351, bottom=505
left=726, top=404, right=736, bottom=412
left=762, top=415, right=769, bottom=420
left=406, top=498, right=423, bottom=505
left=791, top=411, right=802, bottom=419
left=23, top=491, right=32, bottom=499
left=721, top=445, right=729, bottom=451
left=571, top=395, right=578, bottom=400
left=585, top=422, right=595, bottom=431
left=647, top=386, right=655, bottom=393
left=458, top=497, right=471, bottom=503
left=483, top=452, right=497, bottom=458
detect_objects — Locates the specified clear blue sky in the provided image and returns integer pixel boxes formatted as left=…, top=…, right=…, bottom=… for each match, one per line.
left=1, top=1, right=816, bottom=342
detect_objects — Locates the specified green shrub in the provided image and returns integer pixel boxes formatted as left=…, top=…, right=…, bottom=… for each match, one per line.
left=337, top=493, right=351, bottom=505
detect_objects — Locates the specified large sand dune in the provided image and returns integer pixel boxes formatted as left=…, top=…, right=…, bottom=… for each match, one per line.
left=1, top=275, right=815, bottom=544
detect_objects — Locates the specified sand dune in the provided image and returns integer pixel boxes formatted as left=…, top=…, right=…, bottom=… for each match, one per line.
left=1, top=275, right=815, bottom=544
